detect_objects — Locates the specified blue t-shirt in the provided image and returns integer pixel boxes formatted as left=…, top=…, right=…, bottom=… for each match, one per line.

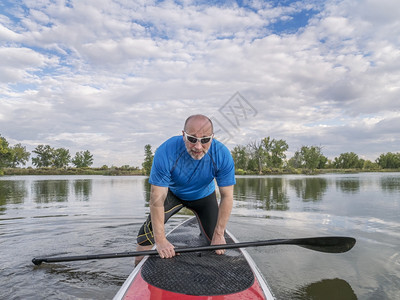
left=149, top=136, right=236, bottom=200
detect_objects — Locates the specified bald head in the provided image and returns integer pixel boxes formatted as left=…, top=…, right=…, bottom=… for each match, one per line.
left=184, top=115, right=214, bottom=135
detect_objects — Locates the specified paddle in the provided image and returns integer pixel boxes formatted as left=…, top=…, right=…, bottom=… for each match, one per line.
left=32, top=236, right=355, bottom=265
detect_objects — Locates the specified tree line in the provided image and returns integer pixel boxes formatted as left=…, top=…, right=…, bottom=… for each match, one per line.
left=231, top=137, right=400, bottom=174
left=2, top=133, right=399, bottom=176
left=1, top=135, right=94, bottom=170
left=142, top=138, right=400, bottom=176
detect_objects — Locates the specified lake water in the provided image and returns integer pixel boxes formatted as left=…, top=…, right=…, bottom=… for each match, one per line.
left=0, top=173, right=399, bottom=299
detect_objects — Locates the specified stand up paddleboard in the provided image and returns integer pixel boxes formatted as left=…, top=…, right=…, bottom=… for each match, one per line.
left=114, top=217, right=274, bottom=299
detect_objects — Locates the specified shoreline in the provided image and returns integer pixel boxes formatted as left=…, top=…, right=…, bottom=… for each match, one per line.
left=1, top=167, right=399, bottom=176
left=1, top=167, right=144, bottom=176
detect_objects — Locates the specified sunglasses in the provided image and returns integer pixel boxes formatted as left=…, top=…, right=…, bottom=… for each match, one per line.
left=184, top=132, right=213, bottom=144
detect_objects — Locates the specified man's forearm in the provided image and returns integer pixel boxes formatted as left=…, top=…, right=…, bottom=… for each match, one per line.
left=213, top=185, right=234, bottom=236
left=150, top=205, right=167, bottom=242
left=149, top=186, right=168, bottom=243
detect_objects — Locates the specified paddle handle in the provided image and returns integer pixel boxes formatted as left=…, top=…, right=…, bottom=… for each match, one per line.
left=32, top=250, right=159, bottom=265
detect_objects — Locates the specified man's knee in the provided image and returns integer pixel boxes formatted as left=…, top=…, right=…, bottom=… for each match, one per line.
left=135, top=244, right=153, bottom=266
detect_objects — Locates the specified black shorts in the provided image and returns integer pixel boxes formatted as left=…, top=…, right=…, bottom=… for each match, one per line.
left=137, top=190, right=219, bottom=246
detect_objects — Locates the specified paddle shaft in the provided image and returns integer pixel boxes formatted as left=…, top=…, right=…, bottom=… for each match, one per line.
left=32, top=236, right=355, bottom=265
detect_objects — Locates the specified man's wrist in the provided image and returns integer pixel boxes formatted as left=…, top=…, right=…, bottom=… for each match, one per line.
left=213, top=230, right=225, bottom=237
left=154, top=234, right=167, bottom=243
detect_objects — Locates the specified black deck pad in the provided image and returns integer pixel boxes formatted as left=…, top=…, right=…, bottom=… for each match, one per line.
left=141, top=217, right=255, bottom=296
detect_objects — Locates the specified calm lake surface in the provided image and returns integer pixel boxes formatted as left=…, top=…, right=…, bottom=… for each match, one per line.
left=1, top=173, right=399, bottom=299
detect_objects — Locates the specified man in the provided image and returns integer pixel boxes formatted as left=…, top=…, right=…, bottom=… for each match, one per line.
left=136, top=114, right=236, bottom=264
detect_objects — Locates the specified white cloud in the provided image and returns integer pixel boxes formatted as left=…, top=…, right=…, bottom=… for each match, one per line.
left=0, top=47, right=55, bottom=82
left=0, top=22, right=21, bottom=41
left=1, top=0, right=399, bottom=167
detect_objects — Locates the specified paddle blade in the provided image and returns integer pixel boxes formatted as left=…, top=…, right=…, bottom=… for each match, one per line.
left=32, top=258, right=43, bottom=265
left=294, top=237, right=356, bottom=253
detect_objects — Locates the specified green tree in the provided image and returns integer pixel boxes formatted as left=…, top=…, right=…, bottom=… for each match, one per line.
left=142, top=144, right=154, bottom=175
left=317, top=155, right=328, bottom=169
left=287, top=151, right=303, bottom=168
left=72, top=150, right=94, bottom=168
left=247, top=137, right=289, bottom=173
left=300, top=146, right=328, bottom=170
left=247, top=140, right=265, bottom=174
left=376, top=152, right=400, bottom=169
left=0, top=135, right=13, bottom=169
left=32, top=145, right=54, bottom=167
left=301, top=146, right=321, bottom=170
left=363, top=160, right=378, bottom=170
left=334, top=152, right=363, bottom=169
left=325, top=159, right=334, bottom=169
left=261, top=137, right=272, bottom=167
left=269, top=139, right=289, bottom=168
left=293, top=146, right=327, bottom=170
left=53, top=148, right=71, bottom=168
left=247, top=157, right=259, bottom=172
left=0, top=136, right=30, bottom=169
left=9, top=143, right=31, bottom=167
left=231, top=145, right=248, bottom=170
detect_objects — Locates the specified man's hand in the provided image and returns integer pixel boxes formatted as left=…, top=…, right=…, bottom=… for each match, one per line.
left=211, top=233, right=227, bottom=255
left=156, top=238, right=176, bottom=258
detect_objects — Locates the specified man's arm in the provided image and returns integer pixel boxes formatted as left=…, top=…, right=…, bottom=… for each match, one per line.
left=211, top=185, right=234, bottom=255
left=149, top=185, right=176, bottom=258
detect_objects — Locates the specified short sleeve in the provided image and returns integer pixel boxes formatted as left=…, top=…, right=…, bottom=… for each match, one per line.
left=215, top=143, right=236, bottom=187
left=148, top=144, right=172, bottom=187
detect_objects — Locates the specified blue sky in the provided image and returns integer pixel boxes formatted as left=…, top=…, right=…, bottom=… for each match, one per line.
left=1, top=0, right=399, bottom=167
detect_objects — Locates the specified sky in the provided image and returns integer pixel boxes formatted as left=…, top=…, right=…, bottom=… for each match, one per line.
left=1, top=0, right=399, bottom=168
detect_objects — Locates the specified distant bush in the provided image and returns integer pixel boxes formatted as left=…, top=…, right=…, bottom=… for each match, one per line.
left=235, top=168, right=247, bottom=175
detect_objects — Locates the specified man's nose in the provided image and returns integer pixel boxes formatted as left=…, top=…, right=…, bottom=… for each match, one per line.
left=194, top=140, right=203, bottom=148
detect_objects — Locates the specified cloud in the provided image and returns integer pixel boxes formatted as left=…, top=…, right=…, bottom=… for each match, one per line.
left=0, top=47, right=56, bottom=83
left=1, top=0, right=399, bottom=166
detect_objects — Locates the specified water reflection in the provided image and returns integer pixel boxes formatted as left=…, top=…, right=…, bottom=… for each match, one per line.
left=289, top=178, right=328, bottom=202
left=0, top=180, right=27, bottom=212
left=336, top=179, right=360, bottom=194
left=32, top=180, right=70, bottom=203
left=142, top=177, right=290, bottom=211
left=73, top=179, right=92, bottom=201
left=293, top=278, right=357, bottom=300
left=143, top=178, right=151, bottom=206
left=380, top=176, right=400, bottom=193
left=29, top=179, right=93, bottom=203
left=234, top=177, right=289, bottom=210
